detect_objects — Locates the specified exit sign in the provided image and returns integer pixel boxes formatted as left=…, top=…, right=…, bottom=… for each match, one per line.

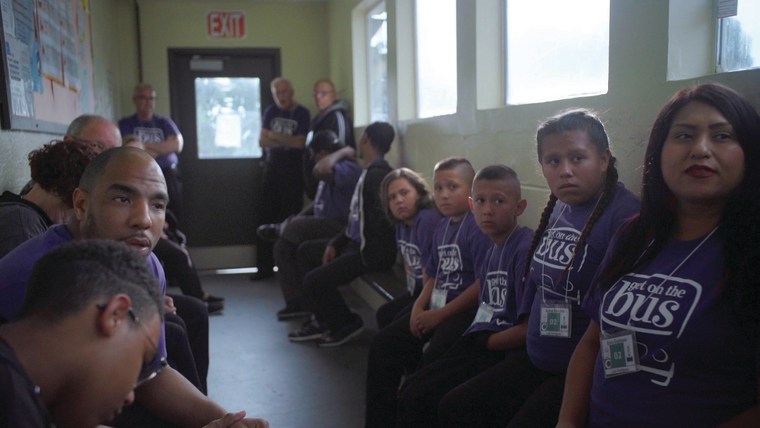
left=207, top=11, right=246, bottom=39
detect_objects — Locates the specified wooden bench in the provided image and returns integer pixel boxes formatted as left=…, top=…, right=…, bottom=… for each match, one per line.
left=350, top=257, right=407, bottom=311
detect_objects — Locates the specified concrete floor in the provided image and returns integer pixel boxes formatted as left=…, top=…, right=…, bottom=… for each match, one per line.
left=196, top=273, right=378, bottom=428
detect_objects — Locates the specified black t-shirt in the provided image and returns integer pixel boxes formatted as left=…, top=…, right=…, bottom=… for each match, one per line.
left=0, top=337, right=52, bottom=427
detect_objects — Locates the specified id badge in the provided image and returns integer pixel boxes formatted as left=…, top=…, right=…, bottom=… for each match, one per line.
left=539, top=302, right=572, bottom=338
left=431, top=289, right=447, bottom=309
left=406, top=274, right=417, bottom=295
left=601, top=329, right=639, bottom=378
left=473, top=302, right=494, bottom=324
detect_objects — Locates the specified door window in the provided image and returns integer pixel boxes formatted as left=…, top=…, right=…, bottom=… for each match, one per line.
left=195, top=77, right=262, bottom=159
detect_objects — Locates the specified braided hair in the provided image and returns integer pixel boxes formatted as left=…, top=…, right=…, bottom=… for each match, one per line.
left=522, top=109, right=620, bottom=284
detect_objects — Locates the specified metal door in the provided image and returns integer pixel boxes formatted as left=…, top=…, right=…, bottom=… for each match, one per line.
left=168, top=48, right=280, bottom=268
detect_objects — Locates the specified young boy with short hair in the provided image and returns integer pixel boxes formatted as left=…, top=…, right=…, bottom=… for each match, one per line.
left=396, top=164, right=535, bottom=427
left=364, top=157, right=492, bottom=428
left=272, top=129, right=363, bottom=321
left=288, top=122, right=397, bottom=347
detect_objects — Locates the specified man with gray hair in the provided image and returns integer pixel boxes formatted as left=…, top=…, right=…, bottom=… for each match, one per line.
left=251, top=77, right=311, bottom=280
left=65, top=114, right=123, bottom=152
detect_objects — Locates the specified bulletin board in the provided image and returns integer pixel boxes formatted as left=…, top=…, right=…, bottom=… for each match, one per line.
left=0, top=0, right=94, bottom=133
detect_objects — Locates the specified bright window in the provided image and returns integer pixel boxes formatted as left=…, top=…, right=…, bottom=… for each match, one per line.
left=195, top=77, right=261, bottom=159
left=717, top=0, right=760, bottom=72
left=505, top=0, right=609, bottom=105
left=367, top=2, right=388, bottom=122
left=415, top=0, right=457, bottom=118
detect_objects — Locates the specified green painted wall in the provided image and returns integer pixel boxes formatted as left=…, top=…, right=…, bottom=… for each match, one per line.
left=2, top=0, right=759, bottom=234
left=134, top=0, right=329, bottom=117
left=333, top=0, right=760, bottom=228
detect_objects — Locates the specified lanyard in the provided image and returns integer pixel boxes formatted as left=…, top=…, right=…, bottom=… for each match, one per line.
left=600, top=226, right=718, bottom=332
left=539, top=193, right=603, bottom=304
left=488, top=224, right=519, bottom=276
left=434, top=212, right=469, bottom=285
left=401, top=221, right=418, bottom=275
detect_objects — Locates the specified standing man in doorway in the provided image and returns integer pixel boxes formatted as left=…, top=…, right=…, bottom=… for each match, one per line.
left=251, top=77, right=311, bottom=281
left=119, top=83, right=185, bottom=224
left=303, top=79, right=356, bottom=199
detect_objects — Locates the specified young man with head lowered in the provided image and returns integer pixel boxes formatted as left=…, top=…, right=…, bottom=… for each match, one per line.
left=0, top=240, right=164, bottom=427
left=0, top=147, right=268, bottom=427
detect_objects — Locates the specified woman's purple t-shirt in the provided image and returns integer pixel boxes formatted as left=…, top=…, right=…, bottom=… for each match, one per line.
left=585, top=229, right=757, bottom=427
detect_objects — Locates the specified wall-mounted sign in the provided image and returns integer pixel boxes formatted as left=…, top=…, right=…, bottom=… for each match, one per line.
left=207, top=11, right=246, bottom=39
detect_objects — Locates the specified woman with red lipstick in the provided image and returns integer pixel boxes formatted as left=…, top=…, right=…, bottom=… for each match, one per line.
left=439, top=109, right=639, bottom=427
left=375, top=168, right=442, bottom=329
left=557, top=84, right=760, bottom=427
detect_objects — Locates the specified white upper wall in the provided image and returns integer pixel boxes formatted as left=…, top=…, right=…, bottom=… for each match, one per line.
left=352, top=0, right=760, bottom=228
left=1, top=0, right=759, bottom=228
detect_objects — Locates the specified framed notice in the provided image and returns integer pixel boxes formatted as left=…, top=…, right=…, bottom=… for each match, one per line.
left=0, top=0, right=94, bottom=133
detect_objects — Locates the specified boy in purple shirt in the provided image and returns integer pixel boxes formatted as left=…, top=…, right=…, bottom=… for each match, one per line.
left=396, top=165, right=535, bottom=427
left=288, top=122, right=397, bottom=347
left=364, top=157, right=492, bottom=428
left=439, top=110, right=639, bottom=428
left=273, top=130, right=363, bottom=320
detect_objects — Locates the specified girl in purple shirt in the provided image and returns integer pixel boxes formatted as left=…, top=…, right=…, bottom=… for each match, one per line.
left=375, top=168, right=442, bottom=329
left=559, top=84, right=760, bottom=427
left=440, top=109, right=639, bottom=427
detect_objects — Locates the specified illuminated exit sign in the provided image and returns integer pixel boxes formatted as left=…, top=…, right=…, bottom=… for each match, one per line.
left=207, top=11, right=246, bottom=39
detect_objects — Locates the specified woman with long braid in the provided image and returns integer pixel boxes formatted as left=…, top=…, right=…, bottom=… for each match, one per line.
left=439, top=109, right=640, bottom=427
left=558, top=84, right=760, bottom=427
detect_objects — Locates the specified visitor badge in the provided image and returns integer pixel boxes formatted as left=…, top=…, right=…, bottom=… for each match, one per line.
left=601, top=329, right=639, bottom=377
left=539, top=302, right=572, bottom=338
left=473, top=302, right=494, bottom=324
left=406, top=274, right=417, bottom=294
left=431, top=289, right=447, bottom=310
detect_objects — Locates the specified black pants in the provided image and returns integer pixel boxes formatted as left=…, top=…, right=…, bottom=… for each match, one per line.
left=162, top=166, right=183, bottom=226
left=438, top=351, right=564, bottom=428
left=396, top=332, right=509, bottom=427
left=364, top=306, right=477, bottom=428
left=273, top=215, right=345, bottom=306
left=376, top=291, right=415, bottom=330
left=254, top=157, right=305, bottom=273
left=112, top=401, right=179, bottom=428
left=302, top=241, right=368, bottom=330
left=164, top=313, right=202, bottom=391
left=169, top=294, right=209, bottom=394
left=154, top=238, right=204, bottom=300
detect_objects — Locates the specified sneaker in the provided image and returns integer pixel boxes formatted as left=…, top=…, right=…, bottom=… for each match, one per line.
left=317, top=315, right=364, bottom=348
left=256, top=223, right=281, bottom=242
left=288, top=319, right=327, bottom=342
left=277, top=304, right=312, bottom=321
left=206, top=300, right=224, bottom=315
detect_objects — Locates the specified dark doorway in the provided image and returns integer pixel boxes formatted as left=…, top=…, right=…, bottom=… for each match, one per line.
left=168, top=48, right=280, bottom=267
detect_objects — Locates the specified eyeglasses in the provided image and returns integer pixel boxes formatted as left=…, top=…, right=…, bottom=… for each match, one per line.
left=135, top=357, right=168, bottom=388
left=96, top=303, right=166, bottom=387
left=69, top=137, right=106, bottom=152
left=135, top=96, right=156, bottom=101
